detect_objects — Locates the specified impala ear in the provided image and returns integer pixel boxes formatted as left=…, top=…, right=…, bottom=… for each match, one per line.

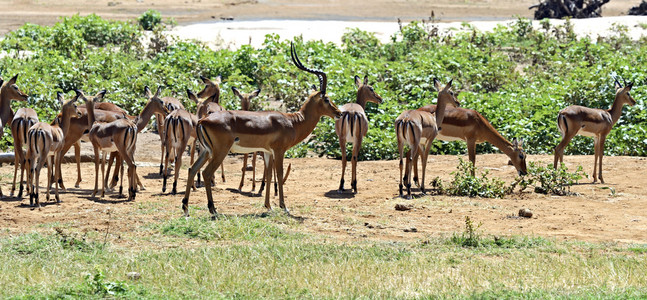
left=214, top=75, right=222, bottom=85
left=614, top=78, right=622, bottom=90
left=433, top=78, right=442, bottom=91
left=443, top=79, right=453, bottom=91
left=200, top=75, right=211, bottom=84
left=154, top=86, right=162, bottom=98
left=57, top=92, right=65, bottom=105
left=250, top=88, right=261, bottom=98
left=144, top=86, right=152, bottom=98
left=364, top=75, right=369, bottom=85
left=231, top=87, right=242, bottom=99
left=0, top=79, right=4, bottom=87
left=186, top=89, right=198, bottom=103
left=311, top=84, right=317, bottom=92
left=626, top=82, right=634, bottom=90
left=354, top=75, right=361, bottom=88
left=508, top=160, right=514, bottom=166
left=8, top=74, right=18, bottom=85
left=95, top=90, right=107, bottom=101
left=512, top=138, right=519, bottom=148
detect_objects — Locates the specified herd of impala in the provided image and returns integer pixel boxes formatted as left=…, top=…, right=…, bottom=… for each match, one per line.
left=0, top=43, right=637, bottom=216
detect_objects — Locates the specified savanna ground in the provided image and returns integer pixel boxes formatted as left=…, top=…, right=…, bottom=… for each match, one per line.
left=1, top=132, right=647, bottom=297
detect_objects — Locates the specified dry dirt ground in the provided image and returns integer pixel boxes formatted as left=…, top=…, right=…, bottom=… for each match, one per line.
left=1, top=132, right=646, bottom=245
left=0, top=0, right=641, bottom=35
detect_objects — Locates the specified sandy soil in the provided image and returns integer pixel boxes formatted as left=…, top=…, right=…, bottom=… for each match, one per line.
left=1, top=132, right=646, bottom=245
left=0, top=0, right=641, bottom=36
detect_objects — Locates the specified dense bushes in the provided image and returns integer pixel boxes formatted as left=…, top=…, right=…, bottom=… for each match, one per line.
left=1, top=14, right=646, bottom=159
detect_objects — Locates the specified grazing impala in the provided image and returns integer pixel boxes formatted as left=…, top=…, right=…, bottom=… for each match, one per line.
left=181, top=43, right=341, bottom=217
left=395, top=79, right=459, bottom=199
left=554, top=78, right=636, bottom=183
left=334, top=75, right=382, bottom=193
left=25, top=92, right=81, bottom=207
left=409, top=105, right=528, bottom=182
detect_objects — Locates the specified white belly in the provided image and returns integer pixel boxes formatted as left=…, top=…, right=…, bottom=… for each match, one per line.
left=577, top=129, right=597, bottom=138
left=230, top=143, right=270, bottom=155
left=437, top=133, right=464, bottom=142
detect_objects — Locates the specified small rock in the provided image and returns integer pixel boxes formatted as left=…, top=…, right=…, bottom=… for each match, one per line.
left=127, top=272, right=141, bottom=280
left=395, top=204, right=412, bottom=211
left=404, top=227, right=417, bottom=233
left=518, top=208, right=533, bottom=218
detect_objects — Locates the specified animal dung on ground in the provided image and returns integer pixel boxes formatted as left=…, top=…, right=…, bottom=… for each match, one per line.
left=518, top=208, right=533, bottom=218
left=395, top=203, right=413, bottom=211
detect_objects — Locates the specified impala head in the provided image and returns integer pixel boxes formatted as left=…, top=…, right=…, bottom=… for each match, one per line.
left=355, top=75, right=382, bottom=105
left=231, top=87, right=261, bottom=111
left=197, top=75, right=222, bottom=102
left=614, top=77, right=636, bottom=107
left=434, top=78, right=460, bottom=108
left=290, top=42, right=341, bottom=119
left=74, top=89, right=107, bottom=105
left=57, top=91, right=82, bottom=119
left=508, top=138, right=528, bottom=176
left=1, top=74, right=29, bottom=101
left=144, top=85, right=170, bottom=115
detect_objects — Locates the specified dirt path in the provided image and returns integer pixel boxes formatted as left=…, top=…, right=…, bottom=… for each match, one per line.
left=0, top=0, right=639, bottom=36
left=1, top=132, right=646, bottom=245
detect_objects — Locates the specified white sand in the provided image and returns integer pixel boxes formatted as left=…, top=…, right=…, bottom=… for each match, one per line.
left=167, top=16, right=647, bottom=50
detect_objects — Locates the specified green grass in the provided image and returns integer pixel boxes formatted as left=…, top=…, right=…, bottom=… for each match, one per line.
left=2, top=215, right=647, bottom=298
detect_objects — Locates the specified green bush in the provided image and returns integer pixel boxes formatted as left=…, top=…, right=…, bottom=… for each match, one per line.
left=432, top=158, right=512, bottom=198
left=519, top=162, right=585, bottom=195
left=138, top=9, right=162, bottom=30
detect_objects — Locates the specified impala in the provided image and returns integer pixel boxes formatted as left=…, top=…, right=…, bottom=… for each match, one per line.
left=395, top=79, right=459, bottom=199
left=181, top=43, right=341, bottom=217
left=334, top=75, right=382, bottom=193
left=25, top=92, right=81, bottom=207
left=554, top=78, right=636, bottom=183
left=231, top=86, right=263, bottom=192
left=10, top=107, right=38, bottom=199
left=0, top=75, right=31, bottom=198
left=81, top=87, right=169, bottom=199
left=156, top=91, right=185, bottom=175
left=192, top=77, right=226, bottom=186
left=408, top=105, right=528, bottom=182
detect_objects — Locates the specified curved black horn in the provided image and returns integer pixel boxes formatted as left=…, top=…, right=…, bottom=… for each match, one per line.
left=290, top=42, right=327, bottom=95
left=612, top=75, right=622, bottom=88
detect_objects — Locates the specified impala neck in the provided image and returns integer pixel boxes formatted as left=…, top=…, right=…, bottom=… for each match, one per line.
left=608, top=96, right=627, bottom=125
left=136, top=101, right=160, bottom=132
left=482, top=123, right=516, bottom=160
left=59, top=109, right=75, bottom=137
left=355, top=89, right=369, bottom=109
left=86, top=99, right=96, bottom=127
left=287, top=98, right=324, bottom=148
left=0, top=91, right=14, bottom=127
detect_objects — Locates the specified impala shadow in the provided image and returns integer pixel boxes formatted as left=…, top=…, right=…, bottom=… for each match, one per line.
left=226, top=188, right=263, bottom=197
left=324, top=190, right=355, bottom=199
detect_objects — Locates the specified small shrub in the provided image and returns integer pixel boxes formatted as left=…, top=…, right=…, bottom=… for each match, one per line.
left=450, top=216, right=482, bottom=247
left=138, top=9, right=162, bottom=31
left=518, top=162, right=585, bottom=195
left=85, top=269, right=129, bottom=296
left=434, top=158, right=513, bottom=198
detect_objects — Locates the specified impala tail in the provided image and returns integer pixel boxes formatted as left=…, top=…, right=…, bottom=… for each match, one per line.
left=556, top=112, right=568, bottom=138
left=340, top=111, right=362, bottom=138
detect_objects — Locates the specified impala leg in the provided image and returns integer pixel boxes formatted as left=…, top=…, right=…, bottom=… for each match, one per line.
left=162, top=141, right=171, bottom=193
left=263, top=153, right=274, bottom=210
left=258, top=154, right=266, bottom=194
left=182, top=148, right=210, bottom=217
left=220, top=162, right=226, bottom=183
left=46, top=155, right=53, bottom=202
left=598, top=136, right=606, bottom=184
left=406, top=143, right=419, bottom=200
left=592, top=137, right=599, bottom=183
left=411, top=148, right=420, bottom=188
left=54, top=152, right=63, bottom=203
left=420, top=138, right=435, bottom=195
left=91, top=146, right=100, bottom=198
left=553, top=130, right=577, bottom=169
left=157, top=113, right=165, bottom=175
left=11, top=145, right=21, bottom=197
left=467, top=139, right=477, bottom=176
left=239, top=154, right=248, bottom=191
left=189, top=140, right=197, bottom=191
left=18, top=151, right=26, bottom=199
left=203, top=151, right=227, bottom=218
left=338, top=138, right=348, bottom=192
left=251, top=152, right=257, bottom=192
left=73, top=140, right=82, bottom=188
left=108, top=152, right=120, bottom=190
left=118, top=157, right=125, bottom=197
left=172, top=139, right=188, bottom=195
left=101, top=152, right=107, bottom=199
left=274, top=153, right=289, bottom=212
left=398, top=140, right=405, bottom=197
left=351, top=138, right=362, bottom=194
